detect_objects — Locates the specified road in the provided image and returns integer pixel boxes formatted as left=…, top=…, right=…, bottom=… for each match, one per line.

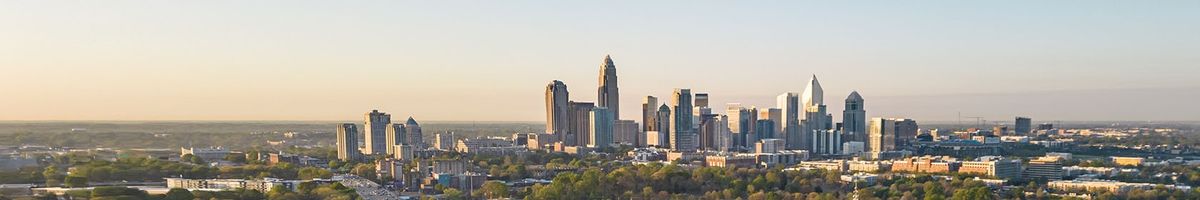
left=335, top=174, right=407, bottom=200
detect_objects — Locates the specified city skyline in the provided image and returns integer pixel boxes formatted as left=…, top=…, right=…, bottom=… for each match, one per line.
left=2, top=1, right=1199, bottom=121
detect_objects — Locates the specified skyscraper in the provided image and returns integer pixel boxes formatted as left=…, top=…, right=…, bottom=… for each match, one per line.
left=1015, top=117, right=1032, bottom=135
left=598, top=55, right=620, bottom=120
left=843, top=91, right=867, bottom=143
left=811, top=129, right=842, bottom=155
left=801, top=75, right=832, bottom=151
left=642, top=96, right=658, bottom=132
left=656, top=104, right=671, bottom=145
left=568, top=101, right=596, bottom=146
left=386, top=123, right=406, bottom=155
left=868, top=118, right=895, bottom=152
left=613, top=120, right=640, bottom=147
left=546, top=80, right=570, bottom=136
left=589, top=107, right=614, bottom=148
left=404, top=117, right=424, bottom=149
left=894, top=119, right=918, bottom=147
left=363, top=110, right=391, bottom=155
left=670, top=89, right=697, bottom=151
left=694, top=93, right=709, bottom=108
left=776, top=92, right=801, bottom=150
left=726, top=104, right=758, bottom=149
left=760, top=108, right=781, bottom=139
left=698, top=113, right=719, bottom=150
left=755, top=119, right=776, bottom=140
left=336, top=123, right=360, bottom=161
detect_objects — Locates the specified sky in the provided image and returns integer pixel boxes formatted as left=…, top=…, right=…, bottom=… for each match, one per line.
left=1, top=1, right=1198, bottom=122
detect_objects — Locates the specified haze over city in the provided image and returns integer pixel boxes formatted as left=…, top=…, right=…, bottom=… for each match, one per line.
left=2, top=1, right=1198, bottom=121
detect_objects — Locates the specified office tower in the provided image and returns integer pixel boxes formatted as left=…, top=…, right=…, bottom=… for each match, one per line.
left=1037, top=123, right=1054, bottom=130
left=1025, top=157, right=1064, bottom=181
left=811, top=129, right=842, bottom=155
left=670, top=89, right=697, bottom=151
left=868, top=118, right=896, bottom=152
left=756, top=139, right=784, bottom=154
left=760, top=108, right=781, bottom=139
left=598, top=55, right=620, bottom=119
left=694, top=93, right=709, bottom=108
left=698, top=114, right=719, bottom=150
left=1015, top=117, right=1032, bottom=135
left=336, top=123, right=360, bottom=161
left=646, top=131, right=665, bottom=148
left=777, top=92, right=801, bottom=150
left=755, top=119, right=776, bottom=141
left=404, top=117, right=424, bottom=149
left=642, top=96, right=658, bottom=132
left=546, top=80, right=570, bottom=136
left=613, top=120, right=640, bottom=147
left=435, top=132, right=455, bottom=151
left=843, top=91, right=867, bottom=143
left=842, top=141, right=865, bottom=155
left=800, top=75, right=831, bottom=151
left=568, top=101, right=596, bottom=146
left=693, top=105, right=712, bottom=133
left=385, top=123, right=406, bottom=155
left=894, top=119, right=918, bottom=147
left=363, top=110, right=391, bottom=155
left=662, top=104, right=672, bottom=136
left=588, top=107, right=614, bottom=148
left=716, top=115, right=733, bottom=151
left=726, top=104, right=753, bottom=149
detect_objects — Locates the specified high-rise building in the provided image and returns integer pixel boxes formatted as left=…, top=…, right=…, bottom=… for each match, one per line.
left=755, top=119, right=776, bottom=140
left=811, top=129, right=842, bottom=155
left=1025, top=156, right=1063, bottom=181
left=843, top=91, right=867, bottom=143
left=588, top=107, right=614, bottom=148
left=598, top=55, right=620, bottom=120
left=568, top=101, right=596, bottom=146
left=894, top=119, right=918, bottom=147
left=363, top=110, right=391, bottom=155
left=801, top=75, right=832, bottom=151
left=670, top=89, right=697, bottom=152
left=1037, top=123, right=1054, bottom=131
left=545, top=80, right=570, bottom=136
left=656, top=104, right=671, bottom=141
left=716, top=115, right=733, bottom=151
left=642, top=96, right=658, bottom=132
left=613, top=120, right=640, bottom=147
left=336, top=123, right=360, bottom=161
left=1015, top=117, right=1032, bottom=135
left=403, top=117, right=424, bottom=149
left=868, top=118, right=896, bottom=152
left=726, top=104, right=752, bottom=148
left=694, top=93, right=709, bottom=108
left=759, top=108, right=781, bottom=139
left=777, top=92, right=802, bottom=150
left=698, top=114, right=720, bottom=150
left=386, top=123, right=406, bottom=155
left=435, top=132, right=456, bottom=151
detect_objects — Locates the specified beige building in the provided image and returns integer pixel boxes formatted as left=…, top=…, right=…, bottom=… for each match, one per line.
left=1110, top=156, right=1145, bottom=166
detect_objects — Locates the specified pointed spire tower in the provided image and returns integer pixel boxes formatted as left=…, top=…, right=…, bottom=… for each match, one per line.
left=801, top=75, right=824, bottom=110
left=598, top=54, right=620, bottom=120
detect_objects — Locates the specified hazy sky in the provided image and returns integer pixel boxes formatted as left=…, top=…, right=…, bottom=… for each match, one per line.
left=2, top=1, right=1198, bottom=122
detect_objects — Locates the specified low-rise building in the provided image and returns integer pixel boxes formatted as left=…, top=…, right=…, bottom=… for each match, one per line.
left=890, top=156, right=959, bottom=174
left=705, top=154, right=757, bottom=168
left=959, top=157, right=1022, bottom=180
left=1048, top=179, right=1163, bottom=194
left=165, top=178, right=297, bottom=192
left=848, top=160, right=890, bottom=173
left=180, top=147, right=230, bottom=161
left=1110, top=156, right=1145, bottom=166
left=798, top=160, right=846, bottom=172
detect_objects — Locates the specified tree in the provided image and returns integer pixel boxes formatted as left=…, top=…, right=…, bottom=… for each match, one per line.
left=443, top=188, right=465, bottom=200
left=42, top=166, right=61, bottom=187
left=163, top=188, right=195, bottom=200
left=478, top=181, right=510, bottom=199
left=225, top=153, right=248, bottom=164
left=923, top=182, right=945, bottom=200
left=64, top=175, right=88, bottom=188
